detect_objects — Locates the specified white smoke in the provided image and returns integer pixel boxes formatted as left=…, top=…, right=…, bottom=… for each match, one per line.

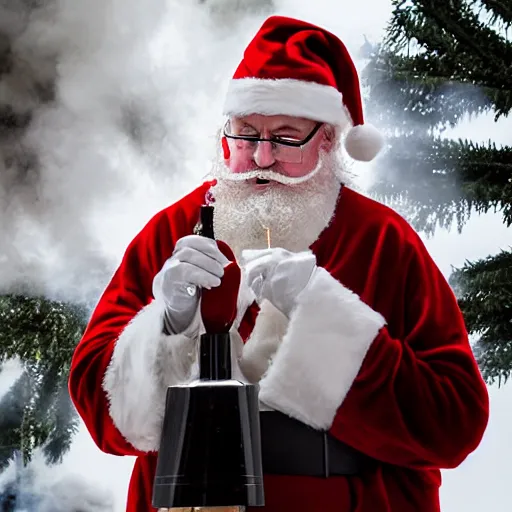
left=0, top=0, right=274, bottom=306
left=0, top=452, right=113, bottom=512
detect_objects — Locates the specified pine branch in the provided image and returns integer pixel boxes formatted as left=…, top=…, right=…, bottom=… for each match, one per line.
left=385, top=0, right=512, bottom=104
left=33, top=362, right=63, bottom=424
left=363, top=55, right=497, bottom=128
left=388, top=0, right=512, bottom=56
left=0, top=371, right=31, bottom=470
left=386, top=0, right=448, bottom=51
left=18, top=363, right=41, bottom=467
left=370, top=135, right=512, bottom=233
left=450, top=249, right=512, bottom=385
left=367, top=51, right=512, bottom=118
left=0, top=295, right=88, bottom=467
left=0, top=295, right=87, bottom=365
left=470, top=0, right=512, bottom=27
left=42, top=380, right=80, bottom=465
left=424, top=0, right=507, bottom=59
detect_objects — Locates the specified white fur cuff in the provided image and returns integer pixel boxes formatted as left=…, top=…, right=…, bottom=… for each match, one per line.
left=258, top=267, right=386, bottom=430
left=238, top=299, right=289, bottom=384
left=102, top=299, right=198, bottom=452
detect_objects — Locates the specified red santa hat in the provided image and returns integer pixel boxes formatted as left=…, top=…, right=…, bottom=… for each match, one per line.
left=222, top=16, right=384, bottom=162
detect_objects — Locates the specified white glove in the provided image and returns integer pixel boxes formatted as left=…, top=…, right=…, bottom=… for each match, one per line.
left=241, top=248, right=317, bottom=318
left=153, top=235, right=230, bottom=335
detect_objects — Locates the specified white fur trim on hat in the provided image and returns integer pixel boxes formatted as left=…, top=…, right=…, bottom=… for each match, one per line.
left=223, top=78, right=351, bottom=127
left=344, top=123, right=385, bottom=162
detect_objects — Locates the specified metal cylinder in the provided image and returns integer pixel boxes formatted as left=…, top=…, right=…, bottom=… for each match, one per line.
left=152, top=380, right=264, bottom=509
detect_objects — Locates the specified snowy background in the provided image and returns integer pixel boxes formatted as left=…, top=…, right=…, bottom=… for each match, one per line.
left=1, top=0, right=511, bottom=510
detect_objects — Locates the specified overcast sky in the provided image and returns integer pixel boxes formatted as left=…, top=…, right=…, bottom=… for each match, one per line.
left=1, top=0, right=510, bottom=510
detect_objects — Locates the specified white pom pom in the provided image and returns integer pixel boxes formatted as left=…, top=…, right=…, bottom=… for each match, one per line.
left=344, top=123, right=385, bottom=162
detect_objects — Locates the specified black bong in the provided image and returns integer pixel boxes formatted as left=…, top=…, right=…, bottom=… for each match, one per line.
left=152, top=205, right=265, bottom=511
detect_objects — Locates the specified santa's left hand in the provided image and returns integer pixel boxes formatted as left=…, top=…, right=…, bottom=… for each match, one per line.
left=241, top=248, right=317, bottom=317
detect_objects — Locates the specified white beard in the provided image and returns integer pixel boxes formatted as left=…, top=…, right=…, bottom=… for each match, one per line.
left=210, top=150, right=342, bottom=261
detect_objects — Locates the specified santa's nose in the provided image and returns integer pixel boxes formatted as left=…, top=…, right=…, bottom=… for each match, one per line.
left=253, top=141, right=275, bottom=168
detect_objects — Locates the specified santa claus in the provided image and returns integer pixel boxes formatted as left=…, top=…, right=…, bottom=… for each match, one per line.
left=68, top=15, right=489, bottom=512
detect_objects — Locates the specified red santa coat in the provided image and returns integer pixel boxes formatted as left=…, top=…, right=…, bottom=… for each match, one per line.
left=69, top=181, right=489, bottom=512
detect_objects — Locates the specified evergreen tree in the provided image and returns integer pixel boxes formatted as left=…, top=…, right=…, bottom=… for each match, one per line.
left=363, top=0, right=512, bottom=383
left=450, top=250, right=512, bottom=385
left=0, top=295, right=87, bottom=470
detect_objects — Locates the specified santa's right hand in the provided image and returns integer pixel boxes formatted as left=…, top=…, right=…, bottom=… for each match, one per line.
left=152, top=235, right=231, bottom=334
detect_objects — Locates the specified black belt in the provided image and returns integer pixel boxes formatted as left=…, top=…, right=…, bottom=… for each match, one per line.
left=259, top=411, right=377, bottom=477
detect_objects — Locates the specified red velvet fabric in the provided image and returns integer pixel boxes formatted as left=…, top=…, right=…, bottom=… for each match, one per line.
left=201, top=240, right=241, bottom=333
left=233, top=16, right=364, bottom=125
left=69, top=182, right=489, bottom=512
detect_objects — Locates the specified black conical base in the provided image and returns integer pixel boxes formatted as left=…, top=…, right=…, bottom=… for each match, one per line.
left=152, top=379, right=265, bottom=509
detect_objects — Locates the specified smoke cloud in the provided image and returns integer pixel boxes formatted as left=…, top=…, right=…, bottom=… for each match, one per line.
left=0, top=0, right=276, bottom=308
left=0, top=451, right=113, bottom=511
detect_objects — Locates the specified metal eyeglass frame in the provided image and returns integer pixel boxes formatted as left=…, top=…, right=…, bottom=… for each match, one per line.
left=223, top=122, right=323, bottom=150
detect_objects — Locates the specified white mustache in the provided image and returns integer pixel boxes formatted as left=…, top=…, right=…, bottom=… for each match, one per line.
left=212, top=166, right=321, bottom=185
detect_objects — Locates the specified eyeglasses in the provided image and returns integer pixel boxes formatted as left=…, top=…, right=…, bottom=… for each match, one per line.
left=223, top=122, right=323, bottom=164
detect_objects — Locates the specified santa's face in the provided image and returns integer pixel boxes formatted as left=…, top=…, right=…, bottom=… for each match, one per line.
left=224, top=114, right=333, bottom=182
left=211, top=115, right=343, bottom=260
